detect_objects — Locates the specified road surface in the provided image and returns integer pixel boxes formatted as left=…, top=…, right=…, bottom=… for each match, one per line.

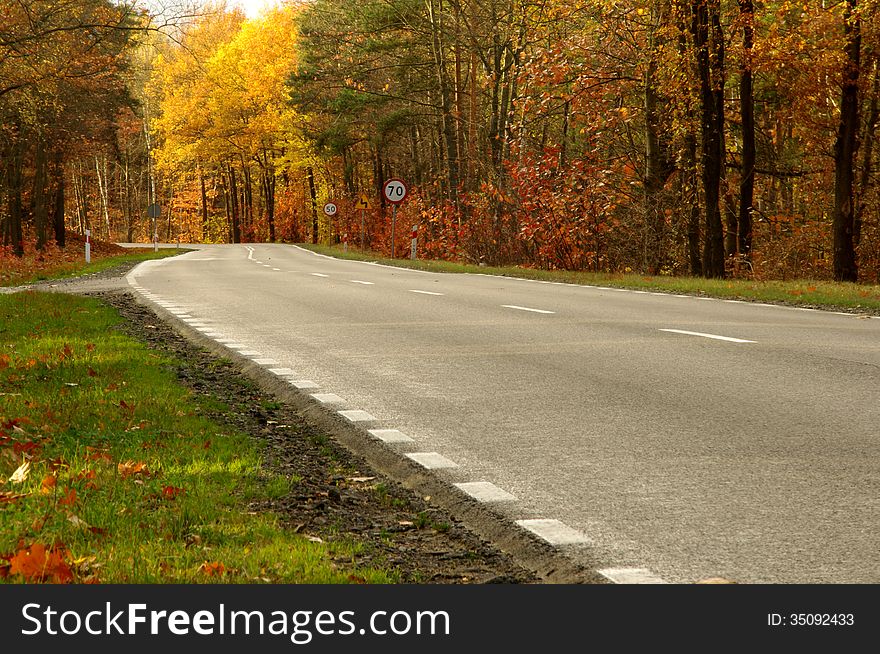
left=127, top=244, right=880, bottom=583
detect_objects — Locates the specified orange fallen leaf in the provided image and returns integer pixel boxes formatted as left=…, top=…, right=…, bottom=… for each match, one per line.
left=8, top=543, right=73, bottom=584
left=86, top=447, right=112, bottom=464
left=162, top=486, right=185, bottom=500
left=40, top=475, right=57, bottom=494
left=118, top=461, right=151, bottom=479
left=58, top=488, right=76, bottom=506
left=199, top=561, right=226, bottom=577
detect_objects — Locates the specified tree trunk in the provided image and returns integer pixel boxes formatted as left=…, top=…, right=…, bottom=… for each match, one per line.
left=644, top=5, right=674, bottom=275
left=227, top=164, right=241, bottom=243
left=200, top=166, right=209, bottom=242
left=738, top=0, right=755, bottom=260
left=6, top=134, right=24, bottom=257
left=428, top=0, right=460, bottom=206
left=692, top=0, right=726, bottom=278
left=855, top=60, right=878, bottom=248
left=307, top=165, right=319, bottom=244
left=34, top=137, right=49, bottom=251
left=263, top=167, right=276, bottom=243
left=52, top=150, right=66, bottom=247
left=832, top=0, right=861, bottom=282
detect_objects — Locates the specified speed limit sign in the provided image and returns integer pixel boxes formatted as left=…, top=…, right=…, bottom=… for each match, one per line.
left=383, top=178, right=408, bottom=204
left=323, top=202, right=338, bottom=217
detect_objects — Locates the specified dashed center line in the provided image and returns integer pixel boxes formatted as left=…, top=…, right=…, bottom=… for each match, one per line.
left=310, top=273, right=329, bottom=278
left=350, top=280, right=374, bottom=285
left=659, top=329, right=756, bottom=344
left=408, top=289, right=444, bottom=296
left=502, top=305, right=555, bottom=314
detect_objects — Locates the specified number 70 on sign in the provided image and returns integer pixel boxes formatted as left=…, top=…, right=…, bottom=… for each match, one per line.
left=383, top=179, right=408, bottom=204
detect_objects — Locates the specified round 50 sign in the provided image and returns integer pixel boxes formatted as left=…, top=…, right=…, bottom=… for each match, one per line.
left=383, top=178, right=408, bottom=204
left=323, top=202, right=338, bottom=217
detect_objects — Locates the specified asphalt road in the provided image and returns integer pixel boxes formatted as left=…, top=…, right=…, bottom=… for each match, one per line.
left=128, top=244, right=880, bottom=583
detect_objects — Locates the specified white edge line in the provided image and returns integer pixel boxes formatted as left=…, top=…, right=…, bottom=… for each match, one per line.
left=659, top=329, right=756, bottom=344
left=502, top=305, right=555, bottom=314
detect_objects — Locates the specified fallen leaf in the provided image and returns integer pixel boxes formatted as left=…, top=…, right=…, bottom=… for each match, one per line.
left=67, top=513, right=90, bottom=528
left=40, top=475, right=57, bottom=494
left=58, top=488, right=76, bottom=506
left=198, top=561, right=226, bottom=577
left=161, top=485, right=185, bottom=500
left=0, top=490, right=27, bottom=504
left=118, top=461, right=151, bottom=479
left=8, top=543, right=73, bottom=583
left=9, top=460, right=31, bottom=484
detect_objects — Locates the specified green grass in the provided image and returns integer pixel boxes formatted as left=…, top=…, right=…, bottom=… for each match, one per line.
left=1, top=249, right=186, bottom=287
left=300, top=243, right=880, bottom=314
left=0, top=292, right=395, bottom=583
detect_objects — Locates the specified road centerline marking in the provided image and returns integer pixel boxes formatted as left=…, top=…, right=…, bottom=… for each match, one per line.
left=351, top=280, right=374, bottom=285
left=408, top=289, right=444, bottom=296
left=502, top=305, right=555, bottom=314
left=659, top=329, right=756, bottom=344
left=310, top=273, right=329, bottom=278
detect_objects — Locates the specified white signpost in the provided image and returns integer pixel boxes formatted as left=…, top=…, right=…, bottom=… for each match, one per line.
left=148, top=203, right=161, bottom=251
left=85, top=230, right=91, bottom=263
left=410, top=225, right=418, bottom=260
left=383, top=178, right=408, bottom=258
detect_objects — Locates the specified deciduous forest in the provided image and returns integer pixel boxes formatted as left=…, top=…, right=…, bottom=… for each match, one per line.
left=4, top=0, right=880, bottom=282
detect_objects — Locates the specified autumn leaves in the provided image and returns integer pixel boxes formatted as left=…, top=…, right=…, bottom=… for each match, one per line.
left=0, top=333, right=194, bottom=584
left=0, top=292, right=397, bottom=584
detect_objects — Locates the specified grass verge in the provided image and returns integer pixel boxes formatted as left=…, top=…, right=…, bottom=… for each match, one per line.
left=300, top=243, right=880, bottom=314
left=0, top=291, right=395, bottom=583
left=1, top=249, right=185, bottom=287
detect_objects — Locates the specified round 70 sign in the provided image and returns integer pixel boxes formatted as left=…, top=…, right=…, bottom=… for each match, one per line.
left=383, top=179, right=408, bottom=204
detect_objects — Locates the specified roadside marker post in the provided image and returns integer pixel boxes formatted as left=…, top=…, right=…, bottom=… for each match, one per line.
left=148, top=203, right=161, bottom=252
left=383, top=178, right=408, bottom=258
left=356, top=195, right=370, bottom=250
left=343, top=233, right=349, bottom=253
left=410, top=225, right=418, bottom=260
left=85, top=230, right=91, bottom=263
